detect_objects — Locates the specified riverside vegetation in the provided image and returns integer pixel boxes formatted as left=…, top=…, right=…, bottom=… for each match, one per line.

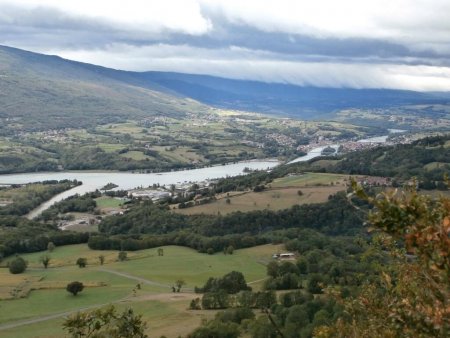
left=1, top=44, right=450, bottom=337
left=0, top=135, right=449, bottom=337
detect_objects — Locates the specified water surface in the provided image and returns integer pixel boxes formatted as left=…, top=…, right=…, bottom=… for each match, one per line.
left=0, top=160, right=279, bottom=218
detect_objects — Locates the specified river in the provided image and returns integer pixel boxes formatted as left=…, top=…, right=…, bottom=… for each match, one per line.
left=0, top=160, right=279, bottom=219
left=288, top=130, right=405, bottom=164
left=0, top=131, right=405, bottom=218
left=288, top=144, right=340, bottom=164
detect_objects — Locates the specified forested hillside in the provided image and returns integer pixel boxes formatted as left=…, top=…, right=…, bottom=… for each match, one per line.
left=331, top=135, right=450, bottom=188
left=222, top=134, right=450, bottom=190
left=0, top=45, right=207, bottom=131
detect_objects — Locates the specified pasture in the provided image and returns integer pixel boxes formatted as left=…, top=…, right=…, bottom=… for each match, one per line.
left=0, top=243, right=282, bottom=338
left=175, top=173, right=348, bottom=215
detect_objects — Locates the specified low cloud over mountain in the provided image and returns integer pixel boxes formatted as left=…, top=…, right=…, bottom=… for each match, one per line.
left=1, top=0, right=450, bottom=91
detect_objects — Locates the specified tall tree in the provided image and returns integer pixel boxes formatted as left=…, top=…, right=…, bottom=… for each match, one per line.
left=317, top=181, right=450, bottom=337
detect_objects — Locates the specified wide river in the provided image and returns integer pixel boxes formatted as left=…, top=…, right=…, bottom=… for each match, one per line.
left=0, top=132, right=402, bottom=218
left=0, top=160, right=279, bottom=218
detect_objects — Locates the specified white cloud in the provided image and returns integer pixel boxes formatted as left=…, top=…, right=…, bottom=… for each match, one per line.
left=201, top=0, right=450, bottom=52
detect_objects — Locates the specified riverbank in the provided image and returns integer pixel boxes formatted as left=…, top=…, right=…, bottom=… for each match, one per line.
left=0, top=159, right=279, bottom=219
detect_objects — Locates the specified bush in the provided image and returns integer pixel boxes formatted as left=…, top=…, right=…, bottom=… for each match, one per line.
left=226, top=245, right=234, bottom=255
left=76, top=257, right=87, bottom=268
left=8, top=256, right=27, bottom=274
left=47, top=241, right=56, bottom=252
left=189, top=320, right=239, bottom=338
left=63, top=305, right=147, bottom=337
left=40, top=255, right=51, bottom=269
left=190, top=298, right=202, bottom=310
left=118, top=251, right=128, bottom=261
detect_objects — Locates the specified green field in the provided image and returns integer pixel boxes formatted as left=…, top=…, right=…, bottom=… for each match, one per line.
left=96, top=143, right=125, bottom=153
left=119, top=150, right=152, bottom=161
left=105, top=245, right=275, bottom=288
left=0, top=243, right=282, bottom=338
left=271, top=173, right=347, bottom=188
left=95, top=196, right=123, bottom=209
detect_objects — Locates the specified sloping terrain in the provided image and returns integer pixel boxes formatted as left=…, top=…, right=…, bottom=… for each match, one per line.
left=137, top=72, right=450, bottom=118
left=0, top=45, right=207, bottom=131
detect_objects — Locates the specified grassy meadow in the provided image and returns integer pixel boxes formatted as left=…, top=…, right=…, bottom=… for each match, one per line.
left=0, top=243, right=283, bottom=338
left=175, top=173, right=348, bottom=215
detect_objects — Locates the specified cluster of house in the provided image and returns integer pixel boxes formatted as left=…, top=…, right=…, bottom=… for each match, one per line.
left=127, top=180, right=214, bottom=202
left=272, top=252, right=296, bottom=260
left=128, top=189, right=171, bottom=201
left=356, top=176, right=391, bottom=187
left=266, top=133, right=297, bottom=147
left=137, top=116, right=169, bottom=128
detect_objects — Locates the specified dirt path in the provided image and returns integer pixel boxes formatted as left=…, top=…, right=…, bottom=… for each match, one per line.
left=248, top=277, right=269, bottom=285
left=0, top=267, right=266, bottom=331
left=0, top=297, right=130, bottom=331
left=0, top=267, right=173, bottom=331
left=98, top=268, right=194, bottom=292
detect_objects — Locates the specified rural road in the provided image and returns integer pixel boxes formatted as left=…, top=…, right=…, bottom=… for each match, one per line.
left=98, top=268, right=195, bottom=291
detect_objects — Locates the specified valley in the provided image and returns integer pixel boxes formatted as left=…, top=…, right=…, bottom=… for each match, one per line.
left=0, top=112, right=374, bottom=174
left=0, top=44, right=449, bottom=338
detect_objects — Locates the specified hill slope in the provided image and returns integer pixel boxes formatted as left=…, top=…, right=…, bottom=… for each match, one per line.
left=0, top=45, right=207, bottom=131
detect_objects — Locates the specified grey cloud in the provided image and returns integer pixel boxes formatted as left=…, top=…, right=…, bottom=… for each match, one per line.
left=1, top=2, right=447, bottom=65
left=1, top=1, right=449, bottom=91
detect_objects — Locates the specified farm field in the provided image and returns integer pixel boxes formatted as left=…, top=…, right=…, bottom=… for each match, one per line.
left=95, top=196, right=124, bottom=209
left=0, top=243, right=282, bottom=338
left=175, top=173, right=348, bottom=215
left=271, top=173, right=347, bottom=188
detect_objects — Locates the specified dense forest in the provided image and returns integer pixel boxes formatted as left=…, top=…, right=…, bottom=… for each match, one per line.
left=0, top=180, right=79, bottom=216
left=332, top=135, right=450, bottom=189
left=0, top=215, right=88, bottom=258
left=0, top=181, right=87, bottom=258
left=39, top=192, right=100, bottom=221
left=185, top=227, right=390, bottom=338
left=88, top=191, right=366, bottom=253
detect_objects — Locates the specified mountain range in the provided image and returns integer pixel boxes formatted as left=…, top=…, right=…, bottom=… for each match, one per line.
left=0, top=44, right=449, bottom=130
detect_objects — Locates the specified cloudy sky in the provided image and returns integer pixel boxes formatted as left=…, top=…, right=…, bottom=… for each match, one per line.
left=1, top=0, right=450, bottom=91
